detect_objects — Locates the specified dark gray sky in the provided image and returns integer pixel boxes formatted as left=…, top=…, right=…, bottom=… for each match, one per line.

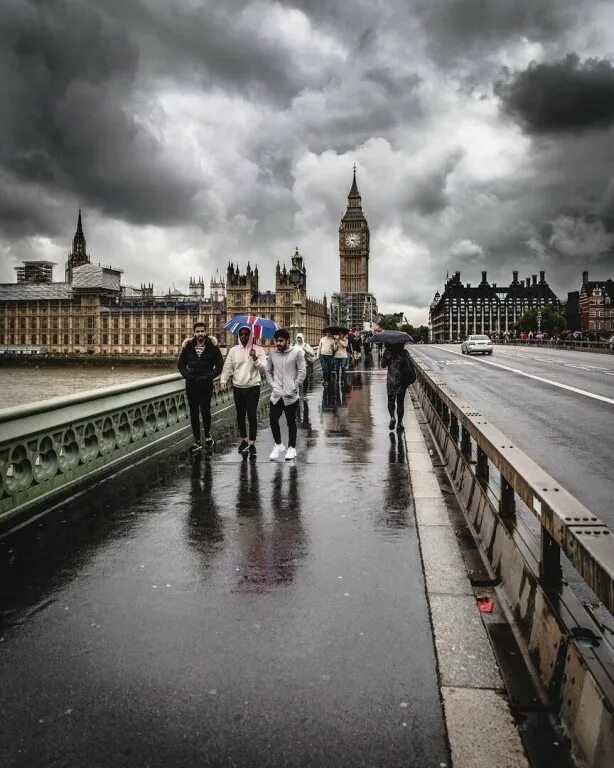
left=2, top=0, right=614, bottom=323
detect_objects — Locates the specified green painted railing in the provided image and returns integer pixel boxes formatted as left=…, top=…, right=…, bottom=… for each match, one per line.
left=0, top=374, right=269, bottom=526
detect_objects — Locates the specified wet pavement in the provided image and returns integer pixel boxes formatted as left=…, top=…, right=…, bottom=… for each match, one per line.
left=0, top=372, right=449, bottom=768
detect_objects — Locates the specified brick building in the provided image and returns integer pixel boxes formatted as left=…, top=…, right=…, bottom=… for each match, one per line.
left=579, top=271, right=614, bottom=334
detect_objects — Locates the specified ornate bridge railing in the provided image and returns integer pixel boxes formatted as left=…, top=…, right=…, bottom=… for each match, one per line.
left=0, top=374, right=269, bottom=527
left=412, top=358, right=614, bottom=766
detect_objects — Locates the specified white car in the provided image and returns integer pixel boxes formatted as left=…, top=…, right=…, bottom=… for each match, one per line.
left=461, top=334, right=493, bottom=355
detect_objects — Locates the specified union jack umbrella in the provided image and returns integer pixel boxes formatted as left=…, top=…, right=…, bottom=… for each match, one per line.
left=223, top=314, right=281, bottom=340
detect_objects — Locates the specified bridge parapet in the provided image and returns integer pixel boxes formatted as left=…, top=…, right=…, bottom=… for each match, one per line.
left=0, top=375, right=253, bottom=527
left=413, top=358, right=614, bottom=766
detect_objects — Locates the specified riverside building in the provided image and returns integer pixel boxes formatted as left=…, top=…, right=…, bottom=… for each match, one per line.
left=0, top=212, right=327, bottom=356
left=429, top=270, right=561, bottom=342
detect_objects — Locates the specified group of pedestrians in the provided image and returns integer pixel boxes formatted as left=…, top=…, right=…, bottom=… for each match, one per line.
left=178, top=321, right=416, bottom=459
left=178, top=323, right=305, bottom=461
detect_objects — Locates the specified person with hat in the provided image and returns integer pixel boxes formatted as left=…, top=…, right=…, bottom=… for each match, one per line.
left=220, top=325, right=267, bottom=459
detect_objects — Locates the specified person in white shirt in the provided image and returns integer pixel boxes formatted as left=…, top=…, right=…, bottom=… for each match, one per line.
left=220, top=325, right=267, bottom=458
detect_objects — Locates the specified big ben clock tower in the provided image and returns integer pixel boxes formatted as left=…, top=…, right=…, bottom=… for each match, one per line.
left=339, top=166, right=369, bottom=293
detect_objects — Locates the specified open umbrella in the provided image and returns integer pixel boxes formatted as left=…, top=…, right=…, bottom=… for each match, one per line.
left=223, top=315, right=280, bottom=340
left=323, top=325, right=349, bottom=335
left=373, top=330, right=414, bottom=345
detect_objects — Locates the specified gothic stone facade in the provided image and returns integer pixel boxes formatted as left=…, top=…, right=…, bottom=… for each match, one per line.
left=225, top=247, right=328, bottom=347
left=0, top=213, right=226, bottom=356
left=335, top=169, right=378, bottom=331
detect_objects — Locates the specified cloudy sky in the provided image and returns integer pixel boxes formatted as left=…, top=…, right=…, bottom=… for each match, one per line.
left=2, top=0, right=614, bottom=323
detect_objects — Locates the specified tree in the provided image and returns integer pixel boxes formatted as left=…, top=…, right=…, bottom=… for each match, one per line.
left=400, top=323, right=429, bottom=343
left=377, top=313, right=403, bottom=330
left=515, top=307, right=566, bottom=335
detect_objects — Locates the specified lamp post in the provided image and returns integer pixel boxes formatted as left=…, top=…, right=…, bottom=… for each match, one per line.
left=537, top=307, right=542, bottom=335
left=288, top=267, right=303, bottom=341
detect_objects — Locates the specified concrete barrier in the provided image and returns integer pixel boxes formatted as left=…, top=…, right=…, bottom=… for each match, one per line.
left=413, top=360, right=614, bottom=767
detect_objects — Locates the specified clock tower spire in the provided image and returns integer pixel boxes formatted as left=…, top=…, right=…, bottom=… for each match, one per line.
left=339, top=167, right=369, bottom=293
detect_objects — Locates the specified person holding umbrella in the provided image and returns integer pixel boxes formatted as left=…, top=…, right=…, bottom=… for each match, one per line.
left=220, top=324, right=267, bottom=459
left=316, top=328, right=336, bottom=384
left=266, top=328, right=307, bottom=461
left=178, top=321, right=224, bottom=452
left=378, top=330, right=417, bottom=432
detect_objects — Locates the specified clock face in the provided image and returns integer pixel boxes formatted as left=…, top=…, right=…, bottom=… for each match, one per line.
left=345, top=233, right=360, bottom=248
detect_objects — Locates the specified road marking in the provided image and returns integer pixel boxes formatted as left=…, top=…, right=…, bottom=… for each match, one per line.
left=437, top=349, right=614, bottom=405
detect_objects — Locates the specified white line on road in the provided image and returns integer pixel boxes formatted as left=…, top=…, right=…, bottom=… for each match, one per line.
left=417, top=349, right=614, bottom=406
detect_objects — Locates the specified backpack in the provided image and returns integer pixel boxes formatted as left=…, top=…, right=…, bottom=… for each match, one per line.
left=400, top=352, right=417, bottom=386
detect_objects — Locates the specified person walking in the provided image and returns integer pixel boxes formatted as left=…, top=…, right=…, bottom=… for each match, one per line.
left=220, top=325, right=267, bottom=459
left=333, top=332, right=349, bottom=384
left=266, top=328, right=307, bottom=461
left=178, top=322, right=224, bottom=452
left=294, top=332, right=317, bottom=390
left=381, top=342, right=416, bottom=433
left=317, top=330, right=336, bottom=384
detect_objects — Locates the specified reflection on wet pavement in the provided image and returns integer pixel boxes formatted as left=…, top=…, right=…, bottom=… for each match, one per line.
left=0, top=372, right=448, bottom=768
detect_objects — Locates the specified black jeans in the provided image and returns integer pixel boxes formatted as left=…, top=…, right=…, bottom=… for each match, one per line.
left=269, top=399, right=299, bottom=448
left=186, top=379, right=214, bottom=441
left=233, top=386, right=260, bottom=441
left=387, top=387, right=407, bottom=423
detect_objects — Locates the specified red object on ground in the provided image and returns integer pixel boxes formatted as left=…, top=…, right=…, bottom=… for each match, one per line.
left=477, top=598, right=494, bottom=613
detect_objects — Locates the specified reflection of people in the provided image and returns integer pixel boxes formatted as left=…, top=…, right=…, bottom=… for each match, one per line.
left=220, top=325, right=267, bottom=459
left=381, top=343, right=416, bottom=433
left=187, top=455, right=224, bottom=553
left=178, top=321, right=224, bottom=452
left=235, top=463, right=305, bottom=592
left=266, top=329, right=306, bottom=461
left=236, top=458, right=261, bottom=518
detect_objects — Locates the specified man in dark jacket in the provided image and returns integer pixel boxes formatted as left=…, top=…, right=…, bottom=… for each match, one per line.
left=178, top=321, right=224, bottom=452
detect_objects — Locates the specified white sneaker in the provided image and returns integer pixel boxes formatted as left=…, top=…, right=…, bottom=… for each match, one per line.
left=269, top=443, right=286, bottom=460
left=285, top=446, right=297, bottom=461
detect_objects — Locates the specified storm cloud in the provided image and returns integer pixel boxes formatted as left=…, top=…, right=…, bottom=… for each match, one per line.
left=1, top=0, right=614, bottom=322
left=496, top=54, right=614, bottom=133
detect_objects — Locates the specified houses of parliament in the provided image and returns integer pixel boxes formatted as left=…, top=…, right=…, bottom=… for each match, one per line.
left=0, top=172, right=375, bottom=356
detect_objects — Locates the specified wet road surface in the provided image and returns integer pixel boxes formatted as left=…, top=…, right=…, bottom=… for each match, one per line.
left=0, top=373, right=448, bottom=768
left=411, top=344, right=614, bottom=527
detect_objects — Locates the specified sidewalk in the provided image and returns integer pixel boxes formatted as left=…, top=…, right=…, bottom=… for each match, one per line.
left=0, top=372, right=528, bottom=768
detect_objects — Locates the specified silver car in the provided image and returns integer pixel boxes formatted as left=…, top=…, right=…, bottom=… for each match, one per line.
left=461, top=334, right=493, bottom=355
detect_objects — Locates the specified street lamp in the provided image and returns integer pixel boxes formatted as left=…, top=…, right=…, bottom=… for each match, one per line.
left=537, top=307, right=542, bottom=335
left=288, top=265, right=303, bottom=341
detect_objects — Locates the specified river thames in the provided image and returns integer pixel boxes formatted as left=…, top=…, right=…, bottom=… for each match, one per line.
left=0, top=365, right=176, bottom=408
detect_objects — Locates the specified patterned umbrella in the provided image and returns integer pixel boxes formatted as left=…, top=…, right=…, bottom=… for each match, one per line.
left=223, top=315, right=280, bottom=340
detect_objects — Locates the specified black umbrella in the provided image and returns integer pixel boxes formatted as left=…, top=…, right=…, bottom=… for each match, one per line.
left=323, top=325, right=349, bottom=335
left=373, top=330, right=414, bottom=345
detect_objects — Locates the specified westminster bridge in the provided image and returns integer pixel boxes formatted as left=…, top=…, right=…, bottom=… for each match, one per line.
left=0, top=345, right=613, bottom=768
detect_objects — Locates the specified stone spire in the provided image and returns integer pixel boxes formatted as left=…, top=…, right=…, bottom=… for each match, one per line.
left=65, top=208, right=91, bottom=282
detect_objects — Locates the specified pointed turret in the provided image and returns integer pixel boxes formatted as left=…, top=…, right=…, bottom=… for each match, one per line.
left=65, top=208, right=91, bottom=282
left=348, top=165, right=360, bottom=198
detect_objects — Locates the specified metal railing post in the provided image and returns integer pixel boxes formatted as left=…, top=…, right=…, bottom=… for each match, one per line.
left=476, top=446, right=489, bottom=482
left=450, top=413, right=459, bottom=441
left=461, top=425, right=472, bottom=459
left=499, top=478, right=515, bottom=517
left=540, top=529, right=563, bottom=589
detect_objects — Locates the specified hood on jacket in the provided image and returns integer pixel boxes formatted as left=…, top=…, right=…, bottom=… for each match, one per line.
left=182, top=334, right=218, bottom=349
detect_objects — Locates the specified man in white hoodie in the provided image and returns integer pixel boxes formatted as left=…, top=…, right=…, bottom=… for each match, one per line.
left=220, top=325, right=267, bottom=458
